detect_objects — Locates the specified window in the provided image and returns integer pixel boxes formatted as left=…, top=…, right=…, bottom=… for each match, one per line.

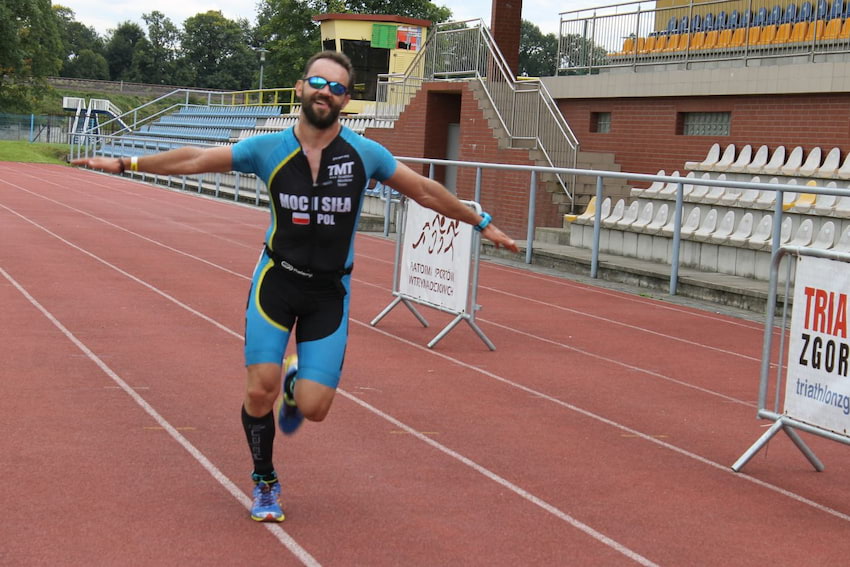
left=340, top=39, right=390, bottom=101
left=590, top=112, right=611, bottom=133
left=680, top=112, right=730, bottom=136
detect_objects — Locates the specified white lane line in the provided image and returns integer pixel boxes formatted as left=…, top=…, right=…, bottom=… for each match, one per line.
left=1, top=204, right=659, bottom=564
left=0, top=266, right=320, bottom=567
left=7, top=193, right=850, bottom=541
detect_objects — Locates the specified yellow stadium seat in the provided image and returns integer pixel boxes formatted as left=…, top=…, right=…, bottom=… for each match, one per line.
left=690, top=31, right=707, bottom=50
left=839, top=19, right=850, bottom=39
left=729, top=27, right=747, bottom=48
left=716, top=29, right=733, bottom=48
left=804, top=19, right=825, bottom=42
left=663, top=34, right=681, bottom=52
left=823, top=18, right=842, bottom=40
left=759, top=24, right=778, bottom=44
left=746, top=26, right=762, bottom=46
left=773, top=22, right=792, bottom=44
left=653, top=34, right=669, bottom=52
left=639, top=35, right=657, bottom=54
left=789, top=21, right=808, bottom=43
left=703, top=30, right=719, bottom=50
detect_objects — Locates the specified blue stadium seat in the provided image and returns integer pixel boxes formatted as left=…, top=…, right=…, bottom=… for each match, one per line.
left=729, top=10, right=740, bottom=28
left=831, top=0, right=844, bottom=18
left=703, top=12, right=715, bottom=30
left=691, top=14, right=702, bottom=31
left=666, top=15, right=678, bottom=34
left=740, top=10, right=752, bottom=27
left=784, top=2, right=798, bottom=22
left=716, top=10, right=728, bottom=28
left=754, top=7, right=768, bottom=26
left=681, top=15, right=690, bottom=31
left=816, top=0, right=829, bottom=19
left=799, top=1, right=813, bottom=21
left=769, top=4, right=783, bottom=24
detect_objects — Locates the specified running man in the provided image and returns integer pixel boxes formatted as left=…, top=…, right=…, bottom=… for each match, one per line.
left=72, top=50, right=518, bottom=522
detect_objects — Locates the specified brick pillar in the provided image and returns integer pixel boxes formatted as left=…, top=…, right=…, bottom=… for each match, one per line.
left=491, top=0, right=522, bottom=76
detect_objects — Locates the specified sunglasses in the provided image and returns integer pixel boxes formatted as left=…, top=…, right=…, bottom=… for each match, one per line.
left=304, top=76, right=348, bottom=96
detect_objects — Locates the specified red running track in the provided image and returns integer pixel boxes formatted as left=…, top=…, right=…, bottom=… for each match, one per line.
left=3, top=162, right=850, bottom=565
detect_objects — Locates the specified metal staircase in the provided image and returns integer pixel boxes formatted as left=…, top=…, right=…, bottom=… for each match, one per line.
left=374, top=19, right=580, bottom=201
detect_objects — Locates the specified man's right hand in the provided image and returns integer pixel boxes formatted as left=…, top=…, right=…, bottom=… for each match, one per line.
left=71, top=157, right=124, bottom=173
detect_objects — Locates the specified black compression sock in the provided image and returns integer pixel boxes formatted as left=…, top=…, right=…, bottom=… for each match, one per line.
left=241, top=405, right=276, bottom=478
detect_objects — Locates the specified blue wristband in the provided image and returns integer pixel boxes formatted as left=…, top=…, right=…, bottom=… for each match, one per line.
left=474, top=212, right=492, bottom=232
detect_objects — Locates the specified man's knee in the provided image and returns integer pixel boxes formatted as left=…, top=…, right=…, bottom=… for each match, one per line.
left=295, top=380, right=336, bottom=422
left=245, top=363, right=282, bottom=412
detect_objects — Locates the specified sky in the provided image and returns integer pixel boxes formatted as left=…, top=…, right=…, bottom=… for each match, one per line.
left=56, top=0, right=599, bottom=38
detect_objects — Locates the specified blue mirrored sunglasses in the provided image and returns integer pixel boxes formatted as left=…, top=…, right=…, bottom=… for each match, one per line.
left=305, top=76, right=348, bottom=96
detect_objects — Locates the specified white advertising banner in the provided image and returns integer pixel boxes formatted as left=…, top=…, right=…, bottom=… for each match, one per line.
left=398, top=199, right=472, bottom=313
left=784, top=255, right=850, bottom=435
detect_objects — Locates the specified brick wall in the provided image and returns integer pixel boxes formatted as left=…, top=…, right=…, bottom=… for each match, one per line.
left=366, top=82, right=563, bottom=238
left=560, top=93, right=850, bottom=188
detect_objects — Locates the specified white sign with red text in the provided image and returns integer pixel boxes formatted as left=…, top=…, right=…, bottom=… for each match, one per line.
left=784, top=255, right=850, bottom=435
left=398, top=200, right=472, bottom=313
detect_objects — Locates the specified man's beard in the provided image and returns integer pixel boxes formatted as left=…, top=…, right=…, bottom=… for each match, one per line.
left=302, top=94, right=341, bottom=130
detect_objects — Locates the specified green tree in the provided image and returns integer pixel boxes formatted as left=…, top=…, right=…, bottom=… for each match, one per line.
left=137, top=11, right=181, bottom=84
left=181, top=11, right=255, bottom=89
left=558, top=33, right=608, bottom=74
left=64, top=48, right=110, bottom=79
left=0, top=0, right=63, bottom=111
left=343, top=0, right=451, bottom=23
left=53, top=5, right=105, bottom=77
left=519, top=20, right=557, bottom=77
left=105, top=21, right=147, bottom=80
left=255, top=0, right=321, bottom=89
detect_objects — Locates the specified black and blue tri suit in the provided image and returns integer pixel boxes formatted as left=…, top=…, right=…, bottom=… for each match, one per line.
left=231, top=126, right=397, bottom=388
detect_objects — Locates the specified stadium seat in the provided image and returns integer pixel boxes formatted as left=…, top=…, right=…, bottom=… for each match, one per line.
left=759, top=24, right=779, bottom=44
left=839, top=19, right=850, bottom=40
left=717, top=28, right=734, bottom=47
left=779, top=215, right=796, bottom=245
left=747, top=213, right=774, bottom=250
left=812, top=221, right=837, bottom=249
left=631, top=202, right=655, bottom=231
left=837, top=153, right=850, bottom=179
left=790, top=182, right=818, bottom=212
left=602, top=199, right=627, bottom=227
left=716, top=11, right=728, bottom=29
left=615, top=201, right=641, bottom=229
left=813, top=182, right=839, bottom=214
left=689, top=32, right=707, bottom=50
left=790, top=21, right=810, bottom=42
left=710, top=210, right=737, bottom=244
left=686, top=144, right=720, bottom=170
left=692, top=208, right=719, bottom=241
left=823, top=18, right=843, bottom=40
left=769, top=4, right=783, bottom=24
left=784, top=2, right=798, bottom=23
left=817, top=147, right=841, bottom=177
left=774, top=22, right=793, bottom=43
left=761, top=145, right=787, bottom=174
left=728, top=212, right=756, bottom=246
left=833, top=193, right=850, bottom=217
left=728, top=144, right=753, bottom=172
left=728, top=27, right=747, bottom=47
left=712, top=144, right=736, bottom=171
left=645, top=203, right=670, bottom=234
left=787, top=218, right=815, bottom=247
left=834, top=227, right=850, bottom=252
left=779, top=146, right=805, bottom=176
left=659, top=172, right=689, bottom=197
left=800, top=1, right=813, bottom=20
left=804, top=20, right=825, bottom=42
left=729, top=10, right=740, bottom=28
left=744, top=145, right=769, bottom=173
left=738, top=184, right=762, bottom=207
left=797, top=147, right=823, bottom=177
left=565, top=195, right=598, bottom=223
left=704, top=13, right=715, bottom=30
left=676, top=206, right=704, bottom=238
left=815, top=0, right=828, bottom=20
left=746, top=26, right=763, bottom=46
left=831, top=0, right=845, bottom=19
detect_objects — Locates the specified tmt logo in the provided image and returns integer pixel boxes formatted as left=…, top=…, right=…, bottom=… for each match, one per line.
left=327, top=161, right=354, bottom=177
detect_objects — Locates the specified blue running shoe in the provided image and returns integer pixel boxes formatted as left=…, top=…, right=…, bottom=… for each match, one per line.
left=276, top=354, right=304, bottom=435
left=250, top=476, right=285, bottom=522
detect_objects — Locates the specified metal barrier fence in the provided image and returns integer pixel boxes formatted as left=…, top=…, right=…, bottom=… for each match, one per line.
left=0, top=114, right=68, bottom=144
left=73, top=139, right=850, bottom=303
left=733, top=246, right=850, bottom=472
left=559, top=0, right=850, bottom=74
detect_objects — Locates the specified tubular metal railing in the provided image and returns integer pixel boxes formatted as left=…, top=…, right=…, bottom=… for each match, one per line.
left=374, top=19, right=580, bottom=204
left=559, top=0, right=850, bottom=74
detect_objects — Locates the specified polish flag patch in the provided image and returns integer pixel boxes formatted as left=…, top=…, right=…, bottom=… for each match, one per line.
left=292, top=212, right=310, bottom=225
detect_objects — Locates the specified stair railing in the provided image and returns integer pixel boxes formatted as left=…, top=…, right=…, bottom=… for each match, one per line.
left=374, top=19, right=579, bottom=202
